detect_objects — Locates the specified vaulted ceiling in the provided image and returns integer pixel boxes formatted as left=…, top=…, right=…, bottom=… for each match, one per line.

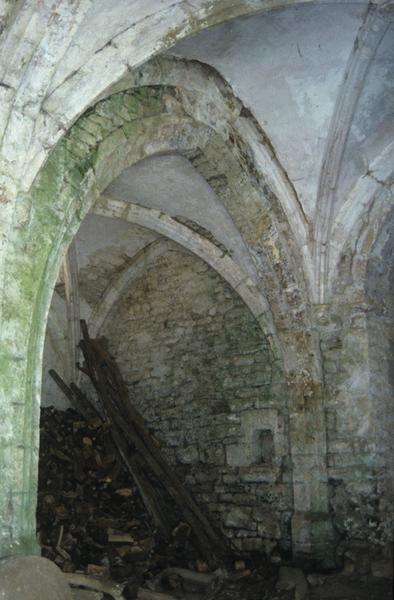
left=1, top=1, right=392, bottom=310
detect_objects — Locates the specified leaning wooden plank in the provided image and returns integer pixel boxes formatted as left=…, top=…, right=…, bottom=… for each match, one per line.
left=107, top=410, right=172, bottom=538
left=78, top=323, right=228, bottom=559
left=50, top=369, right=171, bottom=538
left=70, top=382, right=102, bottom=420
left=103, top=395, right=215, bottom=560
left=87, top=359, right=214, bottom=559
left=49, top=369, right=85, bottom=415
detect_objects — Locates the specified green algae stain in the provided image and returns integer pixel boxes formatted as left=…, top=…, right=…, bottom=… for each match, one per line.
left=0, top=87, right=169, bottom=558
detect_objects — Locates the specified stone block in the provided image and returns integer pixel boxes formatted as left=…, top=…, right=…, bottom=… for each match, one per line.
left=257, top=515, right=281, bottom=539
left=176, top=444, right=199, bottom=464
left=276, top=567, right=307, bottom=600
left=226, top=443, right=249, bottom=467
left=224, top=506, right=251, bottom=528
left=240, top=467, right=277, bottom=483
left=204, top=445, right=225, bottom=465
left=371, top=559, right=393, bottom=579
left=0, top=556, right=72, bottom=600
left=239, top=538, right=264, bottom=552
left=341, top=542, right=371, bottom=576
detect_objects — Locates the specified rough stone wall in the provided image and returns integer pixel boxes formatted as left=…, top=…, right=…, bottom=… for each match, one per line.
left=42, top=289, right=70, bottom=410
left=318, top=221, right=394, bottom=570
left=101, top=245, right=292, bottom=555
left=320, top=302, right=382, bottom=549
left=0, top=2, right=392, bottom=565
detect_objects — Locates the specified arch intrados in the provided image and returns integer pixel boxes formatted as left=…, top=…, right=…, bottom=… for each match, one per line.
left=328, top=141, right=394, bottom=296
left=89, top=200, right=279, bottom=358
left=89, top=55, right=310, bottom=273
left=28, top=87, right=313, bottom=424
left=42, top=0, right=325, bottom=120
left=329, top=188, right=394, bottom=300
left=88, top=109, right=309, bottom=358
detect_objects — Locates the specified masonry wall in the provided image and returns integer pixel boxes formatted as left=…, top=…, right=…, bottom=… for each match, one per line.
left=100, top=245, right=292, bottom=555
left=42, top=287, right=70, bottom=410
left=318, top=230, right=394, bottom=573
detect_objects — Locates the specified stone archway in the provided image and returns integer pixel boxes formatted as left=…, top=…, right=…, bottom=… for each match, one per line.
left=0, top=81, right=333, bottom=563
left=90, top=199, right=277, bottom=344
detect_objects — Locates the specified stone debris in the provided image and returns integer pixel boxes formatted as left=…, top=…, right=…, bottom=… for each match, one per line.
left=276, top=567, right=308, bottom=600
left=305, top=573, right=393, bottom=600
left=0, top=556, right=72, bottom=600
left=71, top=590, right=104, bottom=600
left=306, top=574, right=326, bottom=587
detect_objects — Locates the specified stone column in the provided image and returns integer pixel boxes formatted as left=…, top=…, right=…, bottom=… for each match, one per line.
left=288, top=373, right=335, bottom=567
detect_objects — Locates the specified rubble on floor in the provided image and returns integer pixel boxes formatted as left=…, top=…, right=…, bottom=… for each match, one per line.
left=305, top=573, right=393, bottom=600
left=0, top=556, right=72, bottom=600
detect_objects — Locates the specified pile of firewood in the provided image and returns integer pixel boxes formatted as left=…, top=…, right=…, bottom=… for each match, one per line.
left=37, top=405, right=211, bottom=598
left=38, top=321, right=278, bottom=599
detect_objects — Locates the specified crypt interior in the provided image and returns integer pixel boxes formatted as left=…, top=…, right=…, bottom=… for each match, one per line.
left=0, top=1, right=393, bottom=598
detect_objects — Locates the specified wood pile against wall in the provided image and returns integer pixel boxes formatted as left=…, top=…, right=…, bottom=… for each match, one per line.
left=41, top=321, right=277, bottom=599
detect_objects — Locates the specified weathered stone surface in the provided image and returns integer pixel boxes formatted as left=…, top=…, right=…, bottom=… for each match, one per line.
left=0, top=0, right=392, bottom=571
left=276, top=567, right=308, bottom=600
left=370, top=560, right=393, bottom=580
left=0, top=556, right=72, bottom=600
left=71, top=590, right=103, bottom=600
left=100, top=245, right=291, bottom=552
left=307, top=574, right=326, bottom=587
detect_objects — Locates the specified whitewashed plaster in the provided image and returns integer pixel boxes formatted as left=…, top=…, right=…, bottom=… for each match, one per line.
left=1, top=0, right=393, bottom=566
left=338, top=21, right=394, bottom=203
left=105, top=154, right=259, bottom=283
left=169, top=3, right=368, bottom=219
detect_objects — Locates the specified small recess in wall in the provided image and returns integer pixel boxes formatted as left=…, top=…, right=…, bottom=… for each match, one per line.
left=254, top=429, right=274, bottom=465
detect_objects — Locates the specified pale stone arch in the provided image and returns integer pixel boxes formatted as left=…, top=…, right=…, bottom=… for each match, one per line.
left=313, top=3, right=391, bottom=302
left=1, top=0, right=331, bottom=196
left=91, top=57, right=320, bottom=386
left=94, top=55, right=311, bottom=276
left=0, top=84, right=332, bottom=562
left=328, top=140, right=394, bottom=297
left=88, top=202, right=278, bottom=351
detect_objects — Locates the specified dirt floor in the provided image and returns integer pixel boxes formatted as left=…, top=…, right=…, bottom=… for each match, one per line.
left=70, top=572, right=393, bottom=600
left=305, top=573, right=393, bottom=600
left=270, top=573, right=393, bottom=600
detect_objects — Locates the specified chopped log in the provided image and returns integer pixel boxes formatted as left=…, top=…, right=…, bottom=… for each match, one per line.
left=107, top=530, right=135, bottom=544
left=151, top=567, right=214, bottom=589
left=65, top=573, right=126, bottom=599
left=49, top=370, right=171, bottom=539
left=38, top=405, right=278, bottom=599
